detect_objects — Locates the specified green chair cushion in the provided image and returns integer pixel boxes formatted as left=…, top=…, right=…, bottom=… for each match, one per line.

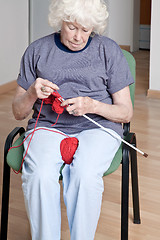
left=6, top=132, right=122, bottom=176
left=7, top=133, right=25, bottom=172
left=104, top=143, right=122, bottom=176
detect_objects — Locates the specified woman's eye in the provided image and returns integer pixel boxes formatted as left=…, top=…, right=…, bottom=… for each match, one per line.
left=68, top=25, right=75, bottom=30
left=83, top=29, right=89, bottom=33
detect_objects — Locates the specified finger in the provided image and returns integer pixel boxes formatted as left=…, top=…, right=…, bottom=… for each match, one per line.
left=61, top=98, right=76, bottom=107
left=71, top=110, right=78, bottom=115
left=37, top=78, right=59, bottom=92
left=41, top=86, right=47, bottom=92
left=41, top=79, right=59, bottom=91
left=68, top=109, right=77, bottom=115
left=40, top=86, right=54, bottom=94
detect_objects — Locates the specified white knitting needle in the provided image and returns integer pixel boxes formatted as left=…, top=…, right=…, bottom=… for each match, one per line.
left=58, top=97, right=148, bottom=158
left=83, top=114, right=148, bottom=158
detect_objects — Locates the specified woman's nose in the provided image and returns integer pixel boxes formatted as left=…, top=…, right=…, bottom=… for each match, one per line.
left=74, top=30, right=81, bottom=41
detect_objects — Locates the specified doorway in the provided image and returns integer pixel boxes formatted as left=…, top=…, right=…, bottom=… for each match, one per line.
left=139, top=0, right=151, bottom=49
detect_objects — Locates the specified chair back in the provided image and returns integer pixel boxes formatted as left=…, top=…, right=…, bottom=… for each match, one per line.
left=103, top=50, right=136, bottom=176
left=122, top=50, right=136, bottom=107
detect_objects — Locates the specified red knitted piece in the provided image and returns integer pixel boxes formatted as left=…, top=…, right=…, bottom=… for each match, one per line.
left=60, top=137, right=79, bottom=164
left=44, top=91, right=79, bottom=164
left=43, top=91, right=65, bottom=114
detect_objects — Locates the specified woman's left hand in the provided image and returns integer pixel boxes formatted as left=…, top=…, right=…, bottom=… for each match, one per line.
left=61, top=96, right=95, bottom=116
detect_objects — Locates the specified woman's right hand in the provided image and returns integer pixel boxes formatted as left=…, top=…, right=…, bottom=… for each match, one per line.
left=29, top=78, right=59, bottom=99
left=12, top=78, right=59, bottom=120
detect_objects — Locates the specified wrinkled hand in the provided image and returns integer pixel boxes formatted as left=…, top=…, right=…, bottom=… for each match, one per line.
left=61, top=96, right=95, bottom=116
left=29, top=78, right=59, bottom=99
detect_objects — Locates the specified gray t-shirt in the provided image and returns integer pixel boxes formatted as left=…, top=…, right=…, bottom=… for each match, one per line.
left=17, top=33, right=134, bottom=137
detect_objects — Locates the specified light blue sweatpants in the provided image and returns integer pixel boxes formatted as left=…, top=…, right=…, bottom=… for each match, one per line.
left=21, top=127, right=121, bottom=240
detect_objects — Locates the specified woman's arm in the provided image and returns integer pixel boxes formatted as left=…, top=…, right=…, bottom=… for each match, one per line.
left=12, top=78, right=59, bottom=120
left=61, top=86, right=133, bottom=123
left=93, top=86, right=133, bottom=123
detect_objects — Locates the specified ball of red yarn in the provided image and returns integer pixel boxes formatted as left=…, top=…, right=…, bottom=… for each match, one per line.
left=60, top=137, right=79, bottom=164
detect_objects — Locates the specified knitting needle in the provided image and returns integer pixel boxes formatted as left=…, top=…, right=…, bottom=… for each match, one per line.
left=83, top=114, right=148, bottom=158
left=58, top=97, right=148, bottom=157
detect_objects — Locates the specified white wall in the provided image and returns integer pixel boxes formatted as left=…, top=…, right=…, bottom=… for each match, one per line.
left=149, top=0, right=160, bottom=91
left=0, top=0, right=28, bottom=86
left=105, top=0, right=140, bottom=52
left=29, top=0, right=53, bottom=43
left=106, top=0, right=132, bottom=45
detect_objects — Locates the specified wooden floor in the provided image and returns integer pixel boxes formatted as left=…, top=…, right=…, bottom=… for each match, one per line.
left=0, top=50, right=160, bottom=239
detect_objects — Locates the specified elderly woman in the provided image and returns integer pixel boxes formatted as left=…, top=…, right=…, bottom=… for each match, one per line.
left=12, top=0, right=134, bottom=239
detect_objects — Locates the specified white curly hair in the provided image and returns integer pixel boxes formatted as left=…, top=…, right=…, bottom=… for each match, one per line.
left=48, top=0, right=109, bottom=35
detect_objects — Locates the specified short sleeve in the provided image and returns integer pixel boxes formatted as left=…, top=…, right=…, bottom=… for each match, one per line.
left=105, top=41, right=134, bottom=95
left=17, top=44, right=37, bottom=90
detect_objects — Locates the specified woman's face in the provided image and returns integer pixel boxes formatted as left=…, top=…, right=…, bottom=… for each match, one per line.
left=60, top=21, right=93, bottom=51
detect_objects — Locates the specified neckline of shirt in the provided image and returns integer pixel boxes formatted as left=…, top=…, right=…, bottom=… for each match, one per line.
left=54, top=32, right=92, bottom=53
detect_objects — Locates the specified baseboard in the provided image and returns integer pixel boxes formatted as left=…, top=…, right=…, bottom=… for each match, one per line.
left=147, top=89, right=160, bottom=99
left=0, top=80, right=17, bottom=95
left=120, top=45, right=131, bottom=52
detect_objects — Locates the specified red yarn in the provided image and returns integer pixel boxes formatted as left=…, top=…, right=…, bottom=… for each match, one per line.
left=44, top=91, right=79, bottom=164
left=60, top=137, right=79, bottom=164
left=43, top=91, right=65, bottom=114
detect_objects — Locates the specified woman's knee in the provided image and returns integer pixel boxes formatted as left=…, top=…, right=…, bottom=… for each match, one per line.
left=22, top=158, right=61, bottom=188
left=70, top=162, right=104, bottom=192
